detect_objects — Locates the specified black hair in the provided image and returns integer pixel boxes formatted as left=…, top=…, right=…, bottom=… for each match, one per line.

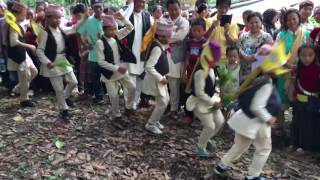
left=195, top=0, right=208, bottom=7
left=191, top=18, right=206, bottom=30
left=283, top=8, right=301, bottom=30
left=247, top=11, right=263, bottom=22
left=243, top=10, right=253, bottom=17
left=197, top=3, right=208, bottom=14
left=152, top=5, right=164, bottom=13
left=166, top=0, right=181, bottom=9
left=72, top=3, right=87, bottom=14
left=226, top=45, right=239, bottom=55
left=216, top=0, right=231, bottom=8
left=262, top=8, right=278, bottom=25
left=296, top=44, right=319, bottom=80
left=299, top=0, right=314, bottom=10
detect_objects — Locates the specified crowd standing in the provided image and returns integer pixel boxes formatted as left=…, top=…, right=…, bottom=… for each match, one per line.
left=0, top=0, right=319, bottom=179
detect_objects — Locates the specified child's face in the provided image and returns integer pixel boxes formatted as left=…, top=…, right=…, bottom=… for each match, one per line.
left=47, top=16, right=61, bottom=28
left=286, top=12, right=300, bottom=31
left=300, top=47, right=315, bottom=66
left=191, top=25, right=205, bottom=40
left=15, top=10, right=27, bottom=22
left=36, top=5, right=45, bottom=20
left=300, top=6, right=313, bottom=20
left=104, top=26, right=116, bottom=38
left=227, top=49, right=239, bottom=65
left=153, top=8, right=163, bottom=20
left=167, top=3, right=181, bottom=20
left=157, top=35, right=171, bottom=45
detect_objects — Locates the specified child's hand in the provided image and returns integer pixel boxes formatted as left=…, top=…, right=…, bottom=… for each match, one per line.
left=213, top=102, right=221, bottom=109
left=267, top=117, right=277, bottom=126
left=47, top=62, right=54, bottom=69
left=117, top=66, right=127, bottom=74
left=29, top=45, right=36, bottom=54
left=212, top=20, right=219, bottom=29
left=160, top=78, right=168, bottom=85
left=224, top=23, right=230, bottom=35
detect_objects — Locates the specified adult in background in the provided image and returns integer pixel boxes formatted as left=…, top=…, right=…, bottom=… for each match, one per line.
left=165, top=0, right=189, bottom=118
left=262, top=8, right=279, bottom=40
left=238, top=12, right=273, bottom=83
left=151, top=5, right=163, bottom=21
left=205, top=0, right=238, bottom=64
left=79, top=0, right=104, bottom=104
left=122, top=0, right=153, bottom=109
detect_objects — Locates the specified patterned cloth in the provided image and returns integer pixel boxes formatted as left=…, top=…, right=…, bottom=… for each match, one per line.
left=238, top=31, right=273, bottom=83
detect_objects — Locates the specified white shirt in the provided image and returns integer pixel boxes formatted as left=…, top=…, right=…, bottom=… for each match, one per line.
left=167, top=16, right=189, bottom=78
left=96, top=18, right=134, bottom=81
left=128, top=11, right=154, bottom=75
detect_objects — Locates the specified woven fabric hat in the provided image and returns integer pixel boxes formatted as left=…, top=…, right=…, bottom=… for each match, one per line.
left=102, top=15, right=116, bottom=28
left=156, top=19, right=174, bottom=37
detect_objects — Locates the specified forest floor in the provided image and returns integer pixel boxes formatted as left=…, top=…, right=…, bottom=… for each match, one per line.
left=0, top=88, right=320, bottom=180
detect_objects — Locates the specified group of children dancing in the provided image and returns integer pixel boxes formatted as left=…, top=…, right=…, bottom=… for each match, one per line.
left=1, top=0, right=320, bottom=179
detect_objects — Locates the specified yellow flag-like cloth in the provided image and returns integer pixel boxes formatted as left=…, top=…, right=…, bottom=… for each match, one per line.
left=4, top=10, right=22, bottom=37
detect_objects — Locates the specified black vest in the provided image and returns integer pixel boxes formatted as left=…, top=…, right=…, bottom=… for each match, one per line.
left=7, top=25, right=26, bottom=64
left=100, top=37, right=136, bottom=79
left=239, top=79, right=282, bottom=119
left=44, top=27, right=73, bottom=63
left=126, top=11, right=151, bottom=61
left=191, top=67, right=216, bottom=97
left=146, top=41, right=169, bottom=76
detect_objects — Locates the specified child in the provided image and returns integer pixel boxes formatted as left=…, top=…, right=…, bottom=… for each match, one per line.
left=96, top=14, right=136, bottom=119
left=290, top=45, right=320, bottom=154
left=5, top=1, right=38, bottom=107
left=186, top=41, right=225, bottom=157
left=218, top=45, right=240, bottom=116
left=142, top=19, right=173, bottom=134
left=36, top=4, right=84, bottom=121
left=214, top=50, right=284, bottom=179
left=182, top=18, right=207, bottom=124
left=299, top=0, right=314, bottom=31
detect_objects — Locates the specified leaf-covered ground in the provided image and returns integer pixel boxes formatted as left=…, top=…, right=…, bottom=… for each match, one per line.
left=0, top=88, right=319, bottom=180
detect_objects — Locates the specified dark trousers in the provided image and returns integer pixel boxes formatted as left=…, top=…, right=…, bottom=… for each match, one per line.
left=88, top=61, right=103, bottom=99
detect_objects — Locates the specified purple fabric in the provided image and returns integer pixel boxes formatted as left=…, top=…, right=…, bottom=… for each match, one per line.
left=208, top=40, right=222, bottom=63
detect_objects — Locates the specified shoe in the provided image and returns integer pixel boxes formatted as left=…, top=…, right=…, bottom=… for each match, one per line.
left=20, top=100, right=36, bottom=107
left=93, top=97, right=104, bottom=104
left=155, top=122, right=164, bottom=129
left=214, top=164, right=233, bottom=177
left=60, top=110, right=71, bottom=123
left=245, top=176, right=268, bottom=180
left=207, top=139, right=217, bottom=151
left=66, top=98, right=75, bottom=108
left=197, top=147, right=209, bottom=157
left=145, top=124, right=162, bottom=134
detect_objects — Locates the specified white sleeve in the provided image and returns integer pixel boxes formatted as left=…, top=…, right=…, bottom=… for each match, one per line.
left=145, top=46, right=165, bottom=82
left=96, top=40, right=119, bottom=72
left=36, top=31, right=51, bottom=64
left=9, top=28, right=22, bottom=47
left=194, top=70, right=219, bottom=105
left=62, top=17, right=85, bottom=35
left=116, top=18, right=134, bottom=40
left=250, top=83, right=273, bottom=122
left=170, top=19, right=189, bottom=43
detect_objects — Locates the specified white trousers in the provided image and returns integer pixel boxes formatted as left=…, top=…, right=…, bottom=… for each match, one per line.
left=49, top=72, right=78, bottom=110
left=194, top=109, right=225, bottom=148
left=124, top=74, right=143, bottom=109
left=221, top=133, right=272, bottom=177
left=16, top=67, right=38, bottom=101
left=104, top=75, right=136, bottom=116
left=147, top=90, right=170, bottom=125
left=167, top=76, right=180, bottom=111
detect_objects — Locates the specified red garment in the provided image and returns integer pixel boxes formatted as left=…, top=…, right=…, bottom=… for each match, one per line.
left=295, top=63, right=320, bottom=97
left=310, top=27, right=320, bottom=47
left=186, top=37, right=207, bottom=79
